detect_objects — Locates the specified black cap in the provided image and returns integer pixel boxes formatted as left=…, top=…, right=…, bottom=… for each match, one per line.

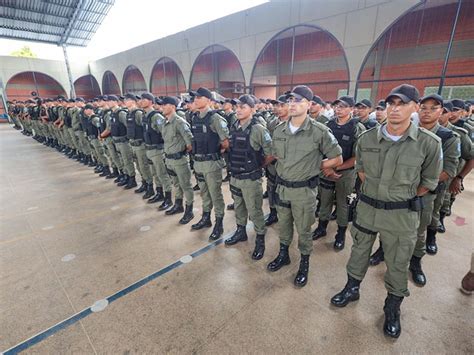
left=119, top=95, right=125, bottom=101
left=107, top=95, right=119, bottom=102
left=375, top=100, right=387, bottom=109
left=333, top=96, right=355, bottom=107
left=311, top=95, right=325, bottom=105
left=224, top=98, right=233, bottom=104
left=385, top=84, right=419, bottom=103
left=231, top=94, right=256, bottom=108
left=192, top=87, right=213, bottom=100
left=154, top=97, right=164, bottom=105
left=141, top=92, right=154, bottom=102
left=161, top=96, right=179, bottom=106
left=450, top=99, right=465, bottom=110
left=289, top=85, right=313, bottom=101
left=57, top=95, right=66, bottom=101
left=443, top=100, right=454, bottom=112
left=75, top=97, right=85, bottom=102
left=68, top=98, right=75, bottom=103
left=420, top=94, right=444, bottom=107
left=124, top=93, right=137, bottom=101
left=84, top=104, right=94, bottom=110
left=355, top=99, right=372, bottom=108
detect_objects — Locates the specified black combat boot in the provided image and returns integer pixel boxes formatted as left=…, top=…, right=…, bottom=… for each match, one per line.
left=267, top=244, right=291, bottom=272
left=117, top=174, right=129, bottom=187
left=334, top=226, right=347, bottom=250
left=209, top=217, right=224, bottom=241
left=191, top=212, right=212, bottom=230
left=369, top=243, right=385, bottom=266
left=158, top=191, right=173, bottom=210
left=312, top=219, right=328, bottom=240
left=331, top=274, right=361, bottom=307
left=165, top=198, right=184, bottom=215
left=225, top=225, right=248, bottom=246
left=383, top=293, right=403, bottom=338
left=124, top=175, right=137, bottom=189
left=114, top=170, right=125, bottom=183
left=88, top=156, right=96, bottom=167
left=143, top=183, right=154, bottom=199
left=265, top=208, right=278, bottom=226
left=179, top=204, right=194, bottom=224
left=252, top=234, right=265, bottom=260
left=426, top=228, right=438, bottom=255
left=81, top=154, right=89, bottom=165
left=294, top=254, right=310, bottom=287
left=437, top=212, right=446, bottom=233
left=409, top=255, right=426, bottom=286
left=105, top=167, right=118, bottom=179
left=99, top=166, right=111, bottom=177
left=134, top=181, right=147, bottom=194
left=94, top=164, right=103, bottom=173
left=147, top=187, right=164, bottom=203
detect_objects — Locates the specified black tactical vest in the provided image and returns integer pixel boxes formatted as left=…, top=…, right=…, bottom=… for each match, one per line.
left=142, top=110, right=164, bottom=145
left=126, top=109, right=145, bottom=140
left=110, top=109, right=128, bottom=137
left=191, top=111, right=220, bottom=155
left=84, top=114, right=99, bottom=137
left=327, top=118, right=359, bottom=161
left=64, top=107, right=73, bottom=127
left=229, top=119, right=264, bottom=175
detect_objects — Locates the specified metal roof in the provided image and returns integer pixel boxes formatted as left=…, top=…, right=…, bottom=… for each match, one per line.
left=0, top=0, right=115, bottom=47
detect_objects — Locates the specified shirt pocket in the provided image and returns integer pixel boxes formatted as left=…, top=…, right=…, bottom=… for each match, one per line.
left=273, top=137, right=286, bottom=160
left=360, top=147, right=381, bottom=177
left=393, top=156, right=424, bottom=184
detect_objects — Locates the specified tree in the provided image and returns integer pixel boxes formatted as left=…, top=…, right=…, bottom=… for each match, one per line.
left=10, top=46, right=37, bottom=58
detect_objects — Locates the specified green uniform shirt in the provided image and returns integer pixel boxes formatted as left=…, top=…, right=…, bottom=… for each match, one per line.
left=163, top=112, right=193, bottom=166
left=272, top=116, right=342, bottom=200
left=71, top=107, right=82, bottom=131
left=429, top=123, right=460, bottom=179
left=447, top=122, right=473, bottom=161
left=310, top=113, right=330, bottom=124
left=193, top=108, right=230, bottom=173
left=355, top=122, right=442, bottom=232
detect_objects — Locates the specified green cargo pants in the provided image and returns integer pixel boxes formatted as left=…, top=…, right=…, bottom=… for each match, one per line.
left=114, top=140, right=135, bottom=177
left=103, top=137, right=122, bottom=170
left=146, top=148, right=172, bottom=192
left=230, top=177, right=266, bottom=234
left=131, top=143, right=152, bottom=184
left=195, top=169, right=225, bottom=218
left=166, top=160, right=194, bottom=205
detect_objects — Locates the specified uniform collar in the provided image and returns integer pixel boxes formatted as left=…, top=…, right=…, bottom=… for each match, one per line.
left=377, top=122, right=418, bottom=142
left=199, top=107, right=212, bottom=119
left=165, top=112, right=178, bottom=123
left=236, top=118, right=252, bottom=131
left=282, top=116, right=311, bottom=133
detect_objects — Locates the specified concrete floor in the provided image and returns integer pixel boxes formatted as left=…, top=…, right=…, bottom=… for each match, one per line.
left=0, top=123, right=472, bottom=354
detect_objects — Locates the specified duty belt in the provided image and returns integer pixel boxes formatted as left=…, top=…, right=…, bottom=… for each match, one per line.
left=165, top=151, right=187, bottom=160
left=320, top=178, right=336, bottom=190
left=275, top=175, right=319, bottom=189
left=359, top=194, right=423, bottom=212
left=112, top=136, right=128, bottom=143
left=129, top=140, right=143, bottom=147
left=145, top=144, right=164, bottom=150
left=193, top=153, right=221, bottom=161
left=232, top=170, right=263, bottom=181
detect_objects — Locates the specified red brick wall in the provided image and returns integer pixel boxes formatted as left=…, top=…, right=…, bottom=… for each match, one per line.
left=6, top=72, right=66, bottom=100
left=74, top=75, right=101, bottom=99
left=102, top=71, right=121, bottom=95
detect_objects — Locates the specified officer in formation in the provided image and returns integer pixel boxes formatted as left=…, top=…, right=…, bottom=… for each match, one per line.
left=224, top=94, right=273, bottom=260
left=8, top=85, right=473, bottom=340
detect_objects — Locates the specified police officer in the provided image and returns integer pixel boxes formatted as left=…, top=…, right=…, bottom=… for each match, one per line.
left=189, top=87, right=230, bottom=241
left=140, top=93, right=173, bottom=210
left=438, top=101, right=474, bottom=235
left=267, top=85, right=343, bottom=287
left=161, top=96, right=195, bottom=224
left=124, top=94, right=154, bottom=199
left=313, top=96, right=365, bottom=250
left=309, top=95, right=329, bottom=124
left=355, top=99, right=377, bottom=129
left=264, top=95, right=291, bottom=226
left=222, top=98, right=237, bottom=182
left=224, top=95, right=273, bottom=260
left=450, top=99, right=474, bottom=139
left=375, top=100, right=387, bottom=125
left=330, top=84, right=442, bottom=338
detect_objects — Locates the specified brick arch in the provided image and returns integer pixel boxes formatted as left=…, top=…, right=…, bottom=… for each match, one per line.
left=189, top=44, right=245, bottom=98
left=150, top=57, right=186, bottom=96
left=74, top=75, right=101, bottom=99
left=102, top=70, right=121, bottom=95
left=250, top=24, right=350, bottom=101
left=6, top=71, right=67, bottom=101
left=122, top=65, right=147, bottom=95
left=355, top=0, right=474, bottom=101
